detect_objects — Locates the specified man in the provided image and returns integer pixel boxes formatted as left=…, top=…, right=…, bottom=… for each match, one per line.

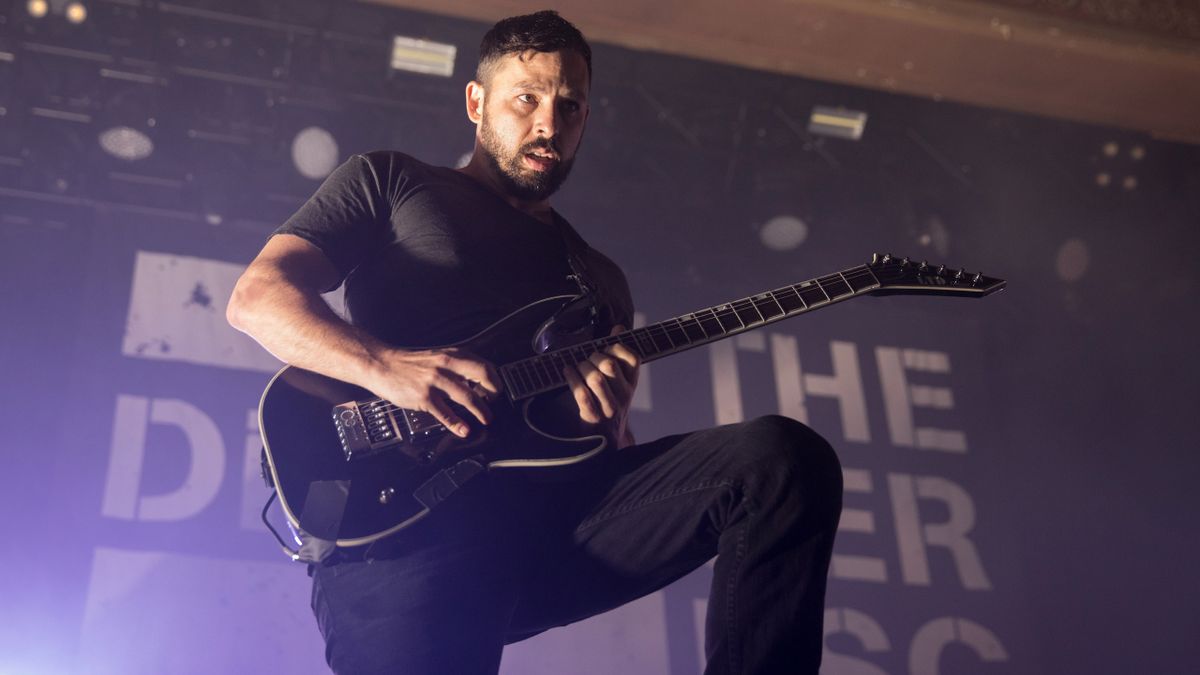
left=227, top=10, right=841, bottom=675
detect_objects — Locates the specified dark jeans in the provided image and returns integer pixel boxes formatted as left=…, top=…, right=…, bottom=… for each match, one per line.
left=310, top=415, right=843, bottom=674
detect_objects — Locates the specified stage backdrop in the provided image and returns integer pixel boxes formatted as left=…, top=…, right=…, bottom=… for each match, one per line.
left=1, top=2, right=1197, bottom=674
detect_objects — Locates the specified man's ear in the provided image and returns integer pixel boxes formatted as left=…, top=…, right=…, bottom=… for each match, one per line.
left=465, top=81, right=484, bottom=123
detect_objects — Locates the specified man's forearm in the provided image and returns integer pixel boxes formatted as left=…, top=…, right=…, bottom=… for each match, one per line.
left=227, top=271, right=388, bottom=390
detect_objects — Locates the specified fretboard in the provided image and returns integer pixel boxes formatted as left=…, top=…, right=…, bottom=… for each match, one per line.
left=500, top=263, right=881, bottom=401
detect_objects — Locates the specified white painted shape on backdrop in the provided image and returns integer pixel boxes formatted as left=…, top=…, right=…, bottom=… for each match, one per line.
left=101, top=395, right=226, bottom=522
left=122, top=251, right=281, bottom=372
left=888, top=473, right=992, bottom=590
left=822, top=607, right=891, bottom=675
left=241, top=407, right=267, bottom=531
left=876, top=346, right=967, bottom=453
left=909, top=616, right=1008, bottom=675
left=122, top=250, right=344, bottom=372
left=832, top=468, right=887, bottom=583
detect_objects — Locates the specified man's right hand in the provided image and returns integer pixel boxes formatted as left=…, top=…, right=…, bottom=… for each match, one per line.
left=365, top=347, right=502, bottom=438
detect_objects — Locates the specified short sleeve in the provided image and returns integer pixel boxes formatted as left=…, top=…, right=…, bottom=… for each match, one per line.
left=273, top=154, right=390, bottom=285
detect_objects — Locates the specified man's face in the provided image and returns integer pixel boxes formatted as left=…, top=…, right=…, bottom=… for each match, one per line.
left=472, top=49, right=590, bottom=201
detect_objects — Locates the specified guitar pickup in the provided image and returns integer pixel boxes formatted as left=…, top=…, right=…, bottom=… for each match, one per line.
left=331, top=399, right=403, bottom=461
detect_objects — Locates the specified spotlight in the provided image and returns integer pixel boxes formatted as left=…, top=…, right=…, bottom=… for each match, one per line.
left=27, top=0, right=49, bottom=18
left=65, top=1, right=87, bottom=23
left=291, top=126, right=338, bottom=180
left=99, top=126, right=154, bottom=161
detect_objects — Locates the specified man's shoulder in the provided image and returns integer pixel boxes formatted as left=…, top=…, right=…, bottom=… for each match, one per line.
left=354, top=150, right=453, bottom=179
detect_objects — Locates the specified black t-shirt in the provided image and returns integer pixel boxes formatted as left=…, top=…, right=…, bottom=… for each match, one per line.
left=275, top=151, right=633, bottom=348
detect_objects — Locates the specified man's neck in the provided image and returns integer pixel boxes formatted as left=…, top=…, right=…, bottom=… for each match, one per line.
left=456, top=161, right=555, bottom=226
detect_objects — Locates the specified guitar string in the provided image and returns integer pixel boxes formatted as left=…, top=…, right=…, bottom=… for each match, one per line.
left=366, top=265, right=877, bottom=419
left=364, top=260, right=984, bottom=417
left=364, top=261, right=974, bottom=419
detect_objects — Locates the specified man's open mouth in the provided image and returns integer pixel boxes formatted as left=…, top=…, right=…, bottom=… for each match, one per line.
left=522, top=151, right=558, bottom=170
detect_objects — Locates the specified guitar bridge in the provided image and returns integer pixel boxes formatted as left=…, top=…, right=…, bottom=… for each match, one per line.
left=332, top=399, right=403, bottom=461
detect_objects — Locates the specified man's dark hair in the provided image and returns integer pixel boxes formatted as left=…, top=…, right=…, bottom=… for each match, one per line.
left=476, top=10, right=592, bottom=86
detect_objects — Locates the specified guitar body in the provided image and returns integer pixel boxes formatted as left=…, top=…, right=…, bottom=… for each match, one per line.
left=259, top=294, right=608, bottom=547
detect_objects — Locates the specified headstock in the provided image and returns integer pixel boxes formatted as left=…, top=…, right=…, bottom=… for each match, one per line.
left=867, top=253, right=1006, bottom=297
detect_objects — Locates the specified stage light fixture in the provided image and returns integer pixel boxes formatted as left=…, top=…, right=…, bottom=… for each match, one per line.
left=99, top=126, right=153, bottom=161
left=390, top=35, right=456, bottom=77
left=65, top=1, right=87, bottom=23
left=291, top=126, right=338, bottom=180
left=27, top=0, right=49, bottom=18
left=759, top=214, right=809, bottom=251
left=807, top=106, right=867, bottom=141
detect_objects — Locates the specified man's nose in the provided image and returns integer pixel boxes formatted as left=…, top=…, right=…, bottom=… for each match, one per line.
left=534, top=103, right=560, bottom=139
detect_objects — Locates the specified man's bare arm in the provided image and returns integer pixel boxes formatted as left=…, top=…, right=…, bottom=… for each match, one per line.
left=226, top=234, right=499, bottom=437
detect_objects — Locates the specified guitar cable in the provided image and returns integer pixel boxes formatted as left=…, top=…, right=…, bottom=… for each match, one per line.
left=261, top=490, right=302, bottom=561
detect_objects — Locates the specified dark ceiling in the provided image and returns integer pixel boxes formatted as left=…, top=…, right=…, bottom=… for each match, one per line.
left=369, top=0, right=1200, bottom=144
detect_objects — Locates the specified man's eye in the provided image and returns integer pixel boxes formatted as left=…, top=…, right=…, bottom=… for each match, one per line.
left=517, top=94, right=536, bottom=104
left=561, top=101, right=580, bottom=114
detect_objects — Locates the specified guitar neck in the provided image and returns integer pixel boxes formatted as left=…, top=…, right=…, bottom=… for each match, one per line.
left=500, top=263, right=880, bottom=401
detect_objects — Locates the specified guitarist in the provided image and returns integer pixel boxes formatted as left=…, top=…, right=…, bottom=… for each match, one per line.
left=227, top=11, right=842, bottom=675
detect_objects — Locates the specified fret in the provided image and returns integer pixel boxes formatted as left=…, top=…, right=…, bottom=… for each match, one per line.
left=821, top=273, right=853, bottom=298
left=501, top=367, right=521, bottom=398
left=732, top=298, right=765, bottom=326
left=839, top=268, right=871, bottom=294
left=646, top=325, right=673, bottom=353
left=536, top=357, right=558, bottom=389
left=571, top=344, right=593, bottom=363
left=549, top=352, right=570, bottom=379
left=812, top=277, right=834, bottom=302
left=752, top=292, right=786, bottom=321
left=777, top=286, right=808, bottom=314
left=795, top=281, right=828, bottom=307
left=660, top=324, right=681, bottom=348
left=617, top=332, right=642, bottom=357
left=712, top=305, right=744, bottom=333
left=633, top=328, right=656, bottom=356
left=680, top=315, right=709, bottom=341
left=696, top=309, right=724, bottom=337
left=662, top=319, right=691, bottom=349
left=527, top=360, right=546, bottom=390
left=514, top=362, right=532, bottom=394
left=860, top=264, right=883, bottom=290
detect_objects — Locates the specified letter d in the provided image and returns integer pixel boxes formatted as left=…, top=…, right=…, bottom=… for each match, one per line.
left=101, top=395, right=225, bottom=521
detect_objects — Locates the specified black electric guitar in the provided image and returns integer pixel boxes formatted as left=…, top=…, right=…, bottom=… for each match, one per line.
left=258, top=254, right=1004, bottom=548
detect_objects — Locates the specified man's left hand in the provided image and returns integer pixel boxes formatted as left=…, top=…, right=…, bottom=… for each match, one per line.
left=562, top=325, right=640, bottom=448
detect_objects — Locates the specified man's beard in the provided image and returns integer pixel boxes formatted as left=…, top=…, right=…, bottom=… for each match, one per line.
left=479, top=116, right=575, bottom=201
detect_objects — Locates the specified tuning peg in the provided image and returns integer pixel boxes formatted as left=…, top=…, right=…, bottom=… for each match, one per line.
left=901, top=257, right=911, bottom=267
left=936, top=264, right=946, bottom=276
left=881, top=253, right=892, bottom=264
left=954, top=268, right=965, bottom=281
left=972, top=272, right=983, bottom=284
